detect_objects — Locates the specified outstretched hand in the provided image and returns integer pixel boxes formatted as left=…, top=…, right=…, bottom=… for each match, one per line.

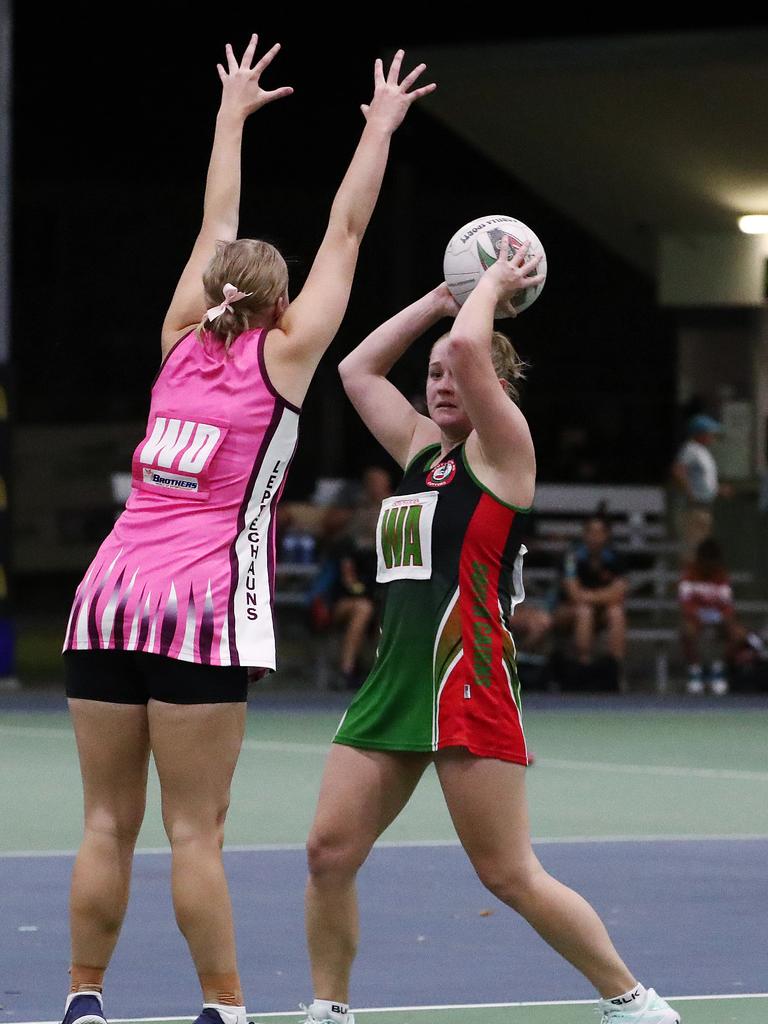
left=483, top=237, right=545, bottom=317
left=360, top=49, right=436, bottom=133
left=217, top=33, right=293, bottom=119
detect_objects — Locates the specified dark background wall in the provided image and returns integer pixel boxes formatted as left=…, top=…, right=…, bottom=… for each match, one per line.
left=15, top=15, right=750, bottom=494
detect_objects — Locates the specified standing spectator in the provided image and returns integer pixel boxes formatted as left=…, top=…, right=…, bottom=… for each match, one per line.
left=671, top=414, right=730, bottom=559
left=555, top=516, right=627, bottom=676
left=679, top=538, right=756, bottom=696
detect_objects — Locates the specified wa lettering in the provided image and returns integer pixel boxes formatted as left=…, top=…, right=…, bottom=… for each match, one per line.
left=380, top=504, right=424, bottom=569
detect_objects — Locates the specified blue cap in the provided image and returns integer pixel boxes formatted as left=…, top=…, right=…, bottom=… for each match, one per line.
left=687, top=414, right=722, bottom=436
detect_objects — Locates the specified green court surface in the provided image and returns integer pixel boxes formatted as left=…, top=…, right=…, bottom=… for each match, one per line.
left=1, top=704, right=767, bottom=852
left=38, top=996, right=768, bottom=1024
left=350, top=1001, right=768, bottom=1024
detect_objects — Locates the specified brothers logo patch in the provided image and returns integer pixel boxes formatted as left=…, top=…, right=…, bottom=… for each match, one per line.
left=143, top=467, right=199, bottom=492
left=426, top=459, right=456, bottom=488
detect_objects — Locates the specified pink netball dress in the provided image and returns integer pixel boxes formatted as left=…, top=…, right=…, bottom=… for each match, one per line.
left=63, top=328, right=299, bottom=669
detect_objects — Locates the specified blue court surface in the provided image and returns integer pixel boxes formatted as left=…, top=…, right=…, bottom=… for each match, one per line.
left=3, top=840, right=768, bottom=1020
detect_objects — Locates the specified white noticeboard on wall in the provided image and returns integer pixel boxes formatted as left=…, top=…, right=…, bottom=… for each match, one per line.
left=717, top=400, right=752, bottom=480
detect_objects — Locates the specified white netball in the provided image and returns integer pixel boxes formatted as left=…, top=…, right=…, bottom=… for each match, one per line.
left=443, top=215, right=547, bottom=317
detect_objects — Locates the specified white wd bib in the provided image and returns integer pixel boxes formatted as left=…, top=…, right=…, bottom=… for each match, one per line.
left=376, top=491, right=438, bottom=583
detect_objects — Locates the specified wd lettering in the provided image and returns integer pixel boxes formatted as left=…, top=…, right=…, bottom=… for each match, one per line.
left=134, top=415, right=228, bottom=501
left=380, top=503, right=424, bottom=569
left=140, top=417, right=222, bottom=472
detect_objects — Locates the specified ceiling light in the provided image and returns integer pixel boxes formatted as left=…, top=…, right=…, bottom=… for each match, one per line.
left=738, top=215, right=768, bottom=234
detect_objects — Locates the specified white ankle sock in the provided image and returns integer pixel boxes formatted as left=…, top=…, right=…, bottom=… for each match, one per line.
left=309, top=1000, right=349, bottom=1023
left=600, top=983, right=647, bottom=1010
left=65, top=991, right=103, bottom=1013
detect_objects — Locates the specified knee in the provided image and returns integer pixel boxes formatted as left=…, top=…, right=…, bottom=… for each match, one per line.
left=85, top=802, right=146, bottom=847
left=306, top=828, right=368, bottom=883
left=163, top=797, right=230, bottom=849
left=351, top=599, right=374, bottom=625
left=573, top=603, right=594, bottom=623
left=473, top=857, right=544, bottom=911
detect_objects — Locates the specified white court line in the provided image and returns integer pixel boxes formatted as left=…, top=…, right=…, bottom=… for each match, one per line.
left=10, top=992, right=768, bottom=1024
left=536, top=757, right=768, bottom=782
left=2, top=834, right=768, bottom=859
left=0, top=725, right=329, bottom=756
left=2, top=725, right=768, bottom=781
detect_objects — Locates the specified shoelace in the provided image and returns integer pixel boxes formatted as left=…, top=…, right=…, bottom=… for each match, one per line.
left=298, top=1005, right=326, bottom=1024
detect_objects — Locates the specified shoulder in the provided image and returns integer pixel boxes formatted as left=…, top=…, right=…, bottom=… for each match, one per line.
left=153, top=329, right=198, bottom=383
left=463, top=433, right=535, bottom=510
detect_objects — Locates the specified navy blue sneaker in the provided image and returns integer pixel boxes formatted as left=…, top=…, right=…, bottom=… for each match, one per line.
left=62, top=992, right=106, bottom=1024
left=194, top=1007, right=246, bottom=1024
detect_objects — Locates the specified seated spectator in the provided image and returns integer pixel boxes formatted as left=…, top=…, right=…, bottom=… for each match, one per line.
left=554, top=516, right=627, bottom=678
left=310, top=467, right=393, bottom=688
left=510, top=602, right=553, bottom=653
left=679, top=537, right=760, bottom=696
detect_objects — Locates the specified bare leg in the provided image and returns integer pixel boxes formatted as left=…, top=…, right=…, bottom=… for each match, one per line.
left=306, top=744, right=430, bottom=1003
left=149, top=700, right=246, bottom=1003
left=680, top=615, right=701, bottom=665
left=435, top=749, right=636, bottom=998
left=722, top=617, right=747, bottom=660
left=68, top=699, right=150, bottom=974
left=511, top=606, right=552, bottom=651
left=573, top=603, right=596, bottom=663
left=604, top=604, right=626, bottom=661
left=334, top=598, right=375, bottom=675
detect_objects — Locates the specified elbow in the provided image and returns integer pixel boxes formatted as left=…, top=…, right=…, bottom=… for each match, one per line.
left=338, top=357, right=361, bottom=395
left=328, top=211, right=364, bottom=248
left=338, top=355, right=355, bottom=384
left=445, top=333, right=479, bottom=370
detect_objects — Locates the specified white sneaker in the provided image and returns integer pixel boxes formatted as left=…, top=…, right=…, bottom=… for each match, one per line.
left=599, top=988, right=680, bottom=1023
left=299, top=1002, right=355, bottom=1024
left=709, top=676, right=729, bottom=696
left=685, top=664, right=704, bottom=694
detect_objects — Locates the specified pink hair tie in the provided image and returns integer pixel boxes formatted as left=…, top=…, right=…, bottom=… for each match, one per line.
left=206, top=282, right=253, bottom=322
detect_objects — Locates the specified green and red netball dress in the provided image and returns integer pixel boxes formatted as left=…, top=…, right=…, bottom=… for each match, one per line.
left=335, top=443, right=529, bottom=765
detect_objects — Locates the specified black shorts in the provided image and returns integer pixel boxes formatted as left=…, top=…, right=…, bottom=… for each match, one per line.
left=63, top=649, right=249, bottom=705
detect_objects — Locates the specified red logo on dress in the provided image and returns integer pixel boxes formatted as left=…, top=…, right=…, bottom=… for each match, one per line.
left=426, top=459, right=456, bottom=488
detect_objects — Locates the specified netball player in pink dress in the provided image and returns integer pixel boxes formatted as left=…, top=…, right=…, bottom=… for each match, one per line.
left=59, top=35, right=435, bottom=1024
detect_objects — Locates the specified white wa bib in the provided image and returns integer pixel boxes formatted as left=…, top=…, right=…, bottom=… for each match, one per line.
left=375, top=491, right=439, bottom=583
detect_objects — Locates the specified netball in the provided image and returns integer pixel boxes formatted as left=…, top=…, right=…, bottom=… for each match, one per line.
left=443, top=214, right=547, bottom=316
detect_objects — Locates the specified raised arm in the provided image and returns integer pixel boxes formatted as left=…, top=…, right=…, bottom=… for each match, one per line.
left=160, top=35, right=293, bottom=356
left=446, top=238, right=545, bottom=481
left=265, top=51, right=436, bottom=407
left=339, top=285, right=457, bottom=468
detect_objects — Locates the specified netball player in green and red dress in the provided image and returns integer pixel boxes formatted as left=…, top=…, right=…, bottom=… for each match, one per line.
left=301, top=239, right=680, bottom=1024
